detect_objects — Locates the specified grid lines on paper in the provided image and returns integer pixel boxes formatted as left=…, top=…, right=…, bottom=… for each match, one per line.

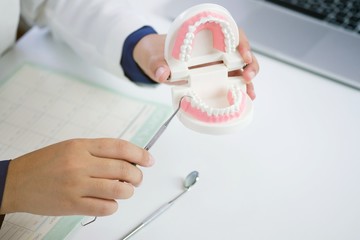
left=0, top=65, right=151, bottom=160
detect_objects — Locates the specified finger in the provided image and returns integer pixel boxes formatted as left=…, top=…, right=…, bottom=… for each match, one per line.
left=89, top=159, right=144, bottom=186
left=84, top=178, right=135, bottom=200
left=134, top=34, right=171, bottom=83
left=242, top=52, right=260, bottom=83
left=87, top=138, right=155, bottom=167
left=150, top=34, right=171, bottom=83
left=238, top=28, right=252, bottom=64
left=246, top=82, right=256, bottom=100
left=79, top=197, right=119, bottom=217
left=154, top=65, right=171, bottom=83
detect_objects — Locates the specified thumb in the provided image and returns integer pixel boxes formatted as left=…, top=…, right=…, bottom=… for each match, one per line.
left=153, top=63, right=171, bottom=83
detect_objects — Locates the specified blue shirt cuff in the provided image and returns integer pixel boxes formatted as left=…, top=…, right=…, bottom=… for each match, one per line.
left=0, top=160, right=10, bottom=209
left=120, top=26, right=159, bottom=85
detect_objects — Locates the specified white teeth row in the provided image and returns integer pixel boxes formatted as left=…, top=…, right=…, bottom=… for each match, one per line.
left=179, top=15, right=236, bottom=62
left=187, top=85, right=242, bottom=117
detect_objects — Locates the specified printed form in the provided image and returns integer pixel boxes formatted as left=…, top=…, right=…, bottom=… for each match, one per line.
left=0, top=64, right=171, bottom=239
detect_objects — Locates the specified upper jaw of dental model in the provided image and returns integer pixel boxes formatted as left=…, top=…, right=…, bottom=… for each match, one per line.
left=165, top=4, right=244, bottom=81
left=173, top=11, right=237, bottom=62
left=180, top=85, right=246, bottom=123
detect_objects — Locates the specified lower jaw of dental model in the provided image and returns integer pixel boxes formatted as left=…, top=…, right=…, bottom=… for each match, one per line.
left=180, top=85, right=246, bottom=123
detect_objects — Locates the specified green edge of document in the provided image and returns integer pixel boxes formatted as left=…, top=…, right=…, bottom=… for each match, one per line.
left=43, top=216, right=83, bottom=240
left=130, top=105, right=172, bottom=147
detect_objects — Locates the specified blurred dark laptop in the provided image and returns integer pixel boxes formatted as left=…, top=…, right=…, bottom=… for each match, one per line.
left=164, top=0, right=360, bottom=90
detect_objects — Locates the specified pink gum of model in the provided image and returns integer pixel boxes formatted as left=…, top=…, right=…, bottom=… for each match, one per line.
left=172, top=11, right=227, bottom=59
left=180, top=90, right=247, bottom=123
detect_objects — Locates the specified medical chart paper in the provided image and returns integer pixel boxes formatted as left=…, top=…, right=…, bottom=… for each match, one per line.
left=0, top=64, right=171, bottom=239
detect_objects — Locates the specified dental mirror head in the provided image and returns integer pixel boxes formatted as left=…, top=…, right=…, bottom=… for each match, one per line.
left=120, top=171, right=200, bottom=240
left=184, top=170, right=199, bottom=190
left=165, top=4, right=254, bottom=135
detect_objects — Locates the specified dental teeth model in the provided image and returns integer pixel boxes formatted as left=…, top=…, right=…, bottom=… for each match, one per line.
left=165, top=4, right=254, bottom=134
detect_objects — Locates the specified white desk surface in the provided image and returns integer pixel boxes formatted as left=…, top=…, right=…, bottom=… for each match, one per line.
left=1, top=1, right=360, bottom=239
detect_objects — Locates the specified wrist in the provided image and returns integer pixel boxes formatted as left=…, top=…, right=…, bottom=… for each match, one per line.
left=120, top=26, right=158, bottom=85
left=1, top=160, right=19, bottom=214
left=0, top=160, right=11, bottom=214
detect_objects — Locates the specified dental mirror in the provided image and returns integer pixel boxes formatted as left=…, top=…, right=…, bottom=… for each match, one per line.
left=121, top=171, right=199, bottom=240
left=184, top=170, right=199, bottom=190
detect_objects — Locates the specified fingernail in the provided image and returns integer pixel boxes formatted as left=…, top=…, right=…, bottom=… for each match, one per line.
left=148, top=153, right=155, bottom=166
left=247, top=70, right=256, bottom=80
left=245, top=51, right=252, bottom=63
left=250, top=92, right=256, bottom=100
left=155, top=67, right=166, bottom=81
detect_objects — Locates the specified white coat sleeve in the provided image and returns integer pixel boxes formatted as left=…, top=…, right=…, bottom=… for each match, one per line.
left=20, top=0, right=150, bottom=76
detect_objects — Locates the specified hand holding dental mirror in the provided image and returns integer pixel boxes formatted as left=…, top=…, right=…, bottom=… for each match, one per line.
left=121, top=171, right=199, bottom=240
left=82, top=96, right=191, bottom=227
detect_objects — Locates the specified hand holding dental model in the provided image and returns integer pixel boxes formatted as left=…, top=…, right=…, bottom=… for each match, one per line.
left=165, top=4, right=257, bottom=134
left=135, top=4, right=259, bottom=134
left=134, top=9, right=258, bottom=99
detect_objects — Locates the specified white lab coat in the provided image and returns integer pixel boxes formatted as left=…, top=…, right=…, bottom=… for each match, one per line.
left=0, top=0, right=148, bottom=75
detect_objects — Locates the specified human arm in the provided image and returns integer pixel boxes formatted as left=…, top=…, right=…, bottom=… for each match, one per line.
left=0, top=138, right=154, bottom=216
left=20, top=0, right=259, bottom=94
left=20, top=0, right=151, bottom=80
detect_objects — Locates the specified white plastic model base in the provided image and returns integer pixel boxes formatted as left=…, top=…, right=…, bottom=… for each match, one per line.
left=165, top=4, right=254, bottom=135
